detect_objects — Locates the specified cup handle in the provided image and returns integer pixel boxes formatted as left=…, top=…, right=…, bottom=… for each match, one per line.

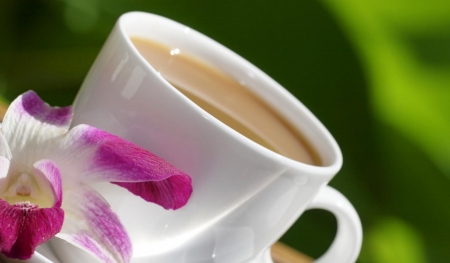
left=306, top=185, right=362, bottom=263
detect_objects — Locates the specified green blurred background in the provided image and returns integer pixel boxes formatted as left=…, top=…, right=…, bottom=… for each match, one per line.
left=1, top=0, right=449, bottom=262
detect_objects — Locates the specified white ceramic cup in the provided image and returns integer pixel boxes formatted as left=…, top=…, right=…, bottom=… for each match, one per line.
left=57, top=12, right=362, bottom=263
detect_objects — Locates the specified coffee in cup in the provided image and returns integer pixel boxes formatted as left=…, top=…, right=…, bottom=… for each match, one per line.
left=131, top=37, right=320, bottom=165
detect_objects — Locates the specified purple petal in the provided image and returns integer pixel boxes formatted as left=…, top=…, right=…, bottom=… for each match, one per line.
left=12, top=91, right=72, bottom=127
left=81, top=126, right=188, bottom=182
left=0, top=200, right=64, bottom=260
left=50, top=125, right=193, bottom=210
left=113, top=173, right=192, bottom=210
left=57, top=187, right=131, bottom=263
left=32, top=160, right=63, bottom=207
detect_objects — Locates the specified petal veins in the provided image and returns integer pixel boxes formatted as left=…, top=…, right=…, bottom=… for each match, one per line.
left=57, top=187, right=131, bottom=263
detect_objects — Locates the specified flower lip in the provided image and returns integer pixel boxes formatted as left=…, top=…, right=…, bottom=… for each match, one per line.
left=0, top=199, right=64, bottom=260
left=0, top=160, right=63, bottom=209
left=0, top=159, right=64, bottom=260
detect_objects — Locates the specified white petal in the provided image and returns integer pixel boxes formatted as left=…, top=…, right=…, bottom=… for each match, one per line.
left=0, top=156, right=10, bottom=196
left=56, top=186, right=132, bottom=263
left=0, top=156, right=10, bottom=180
left=1, top=91, right=72, bottom=169
left=47, top=125, right=192, bottom=209
left=32, top=160, right=63, bottom=207
left=0, top=131, right=12, bottom=160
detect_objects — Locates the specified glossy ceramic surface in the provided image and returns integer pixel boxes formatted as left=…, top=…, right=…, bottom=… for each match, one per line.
left=43, top=12, right=361, bottom=263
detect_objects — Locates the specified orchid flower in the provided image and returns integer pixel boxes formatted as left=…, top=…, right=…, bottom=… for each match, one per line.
left=0, top=91, right=193, bottom=262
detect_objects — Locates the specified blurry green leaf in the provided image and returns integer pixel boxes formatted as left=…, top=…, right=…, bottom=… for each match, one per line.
left=4, top=48, right=98, bottom=99
left=376, top=124, right=450, bottom=260
left=322, top=0, right=450, bottom=175
left=63, top=0, right=99, bottom=33
left=368, top=0, right=450, bottom=33
left=360, top=217, right=427, bottom=263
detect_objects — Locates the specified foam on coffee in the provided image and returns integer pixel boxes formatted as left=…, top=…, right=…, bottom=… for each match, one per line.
left=131, top=37, right=320, bottom=165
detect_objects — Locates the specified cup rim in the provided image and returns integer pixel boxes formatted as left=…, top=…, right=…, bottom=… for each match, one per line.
left=117, top=11, right=343, bottom=177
